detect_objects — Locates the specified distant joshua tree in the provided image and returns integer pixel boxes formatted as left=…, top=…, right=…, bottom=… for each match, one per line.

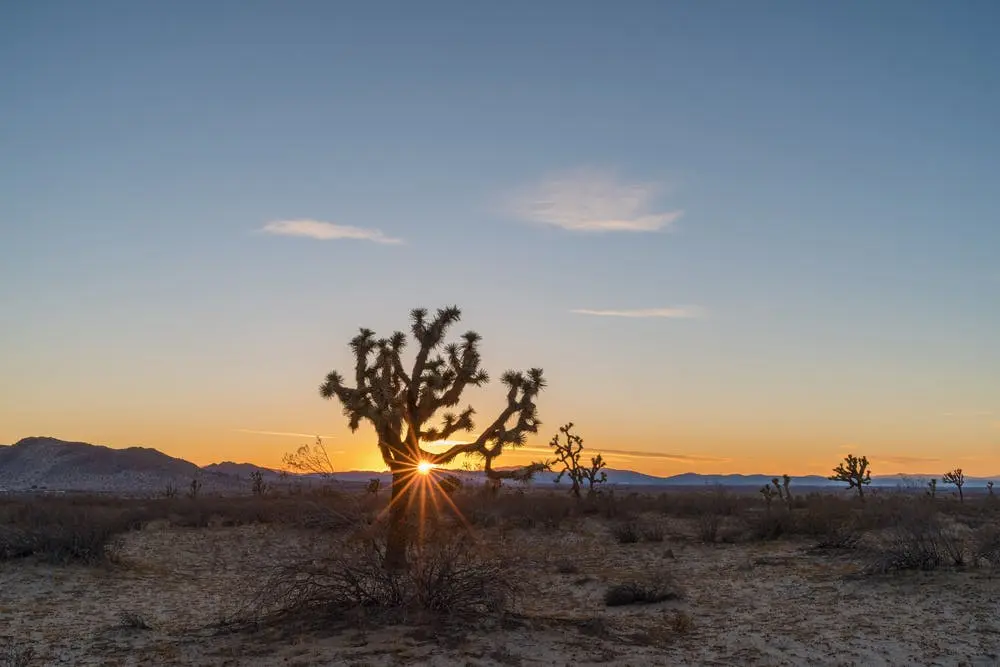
left=318, top=306, right=548, bottom=570
left=187, top=477, right=202, bottom=500
left=829, top=454, right=872, bottom=500
left=942, top=468, right=966, bottom=503
left=760, top=483, right=779, bottom=511
left=550, top=423, right=607, bottom=498
left=366, top=478, right=381, bottom=496
left=770, top=475, right=793, bottom=508
left=988, top=481, right=995, bottom=498
left=249, top=470, right=268, bottom=497
left=927, top=478, right=937, bottom=499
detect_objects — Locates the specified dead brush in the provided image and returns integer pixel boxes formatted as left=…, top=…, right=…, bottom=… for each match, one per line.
left=864, top=508, right=966, bottom=574
left=249, top=529, right=517, bottom=627
left=604, top=571, right=684, bottom=607
left=0, top=501, right=130, bottom=565
left=0, top=637, right=35, bottom=667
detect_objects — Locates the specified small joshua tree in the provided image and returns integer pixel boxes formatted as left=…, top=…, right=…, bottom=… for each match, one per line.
left=988, top=481, right=995, bottom=498
left=760, top=484, right=778, bottom=512
left=781, top=474, right=792, bottom=507
left=942, top=468, right=966, bottom=503
left=550, top=423, right=607, bottom=498
left=187, top=477, right=202, bottom=500
left=551, top=423, right=585, bottom=498
left=366, top=478, right=381, bottom=496
left=283, top=436, right=336, bottom=481
left=318, top=306, right=547, bottom=569
left=249, top=470, right=268, bottom=497
left=927, top=478, right=937, bottom=499
left=584, top=453, right=608, bottom=497
left=829, top=454, right=872, bottom=500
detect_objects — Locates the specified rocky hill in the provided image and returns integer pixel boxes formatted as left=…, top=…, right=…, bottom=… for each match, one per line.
left=0, top=437, right=239, bottom=494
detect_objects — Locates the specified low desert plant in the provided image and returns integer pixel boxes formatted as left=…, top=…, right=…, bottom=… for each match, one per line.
left=612, top=522, right=641, bottom=544
left=252, top=529, right=516, bottom=626
left=0, top=502, right=129, bottom=565
left=670, top=610, right=694, bottom=635
left=865, top=509, right=965, bottom=574
left=0, top=637, right=36, bottom=667
left=604, top=572, right=684, bottom=606
left=118, top=610, right=152, bottom=630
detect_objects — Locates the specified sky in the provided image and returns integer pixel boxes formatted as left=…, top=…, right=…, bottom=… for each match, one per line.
left=1, top=1, right=998, bottom=476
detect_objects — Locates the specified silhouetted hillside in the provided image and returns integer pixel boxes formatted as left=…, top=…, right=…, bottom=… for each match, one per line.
left=0, top=437, right=235, bottom=493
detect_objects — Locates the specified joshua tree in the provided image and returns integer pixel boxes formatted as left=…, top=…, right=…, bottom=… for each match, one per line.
left=550, top=423, right=606, bottom=498
left=283, top=436, right=336, bottom=480
left=366, top=478, right=381, bottom=496
left=584, top=453, right=608, bottom=496
left=760, top=484, right=779, bottom=511
left=781, top=474, right=792, bottom=507
left=829, top=454, right=872, bottom=500
left=927, top=478, right=937, bottom=498
left=942, top=468, right=966, bottom=503
left=550, top=423, right=585, bottom=498
left=187, top=477, right=202, bottom=500
left=249, top=470, right=268, bottom=496
left=988, top=480, right=994, bottom=497
left=319, top=306, right=547, bottom=569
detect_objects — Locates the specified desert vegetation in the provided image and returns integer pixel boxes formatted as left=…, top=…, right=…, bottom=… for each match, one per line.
left=3, top=472, right=1000, bottom=664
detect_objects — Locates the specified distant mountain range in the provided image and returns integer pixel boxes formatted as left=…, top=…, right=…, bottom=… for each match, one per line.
left=0, top=436, right=995, bottom=493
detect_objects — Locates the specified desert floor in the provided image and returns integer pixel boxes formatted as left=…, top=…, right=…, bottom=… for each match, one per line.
left=3, top=511, right=1000, bottom=667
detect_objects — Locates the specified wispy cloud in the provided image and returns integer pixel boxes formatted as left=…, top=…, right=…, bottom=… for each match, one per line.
left=875, top=455, right=942, bottom=465
left=596, top=446, right=729, bottom=463
left=509, top=168, right=682, bottom=232
left=260, top=219, right=402, bottom=244
left=236, top=429, right=337, bottom=440
left=571, top=307, right=705, bottom=319
left=423, top=441, right=726, bottom=463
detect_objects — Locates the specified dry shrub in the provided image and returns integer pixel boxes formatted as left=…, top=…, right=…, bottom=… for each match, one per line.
left=670, top=610, right=694, bottom=635
left=972, top=524, right=1000, bottom=568
left=865, top=507, right=966, bottom=574
left=0, top=501, right=130, bottom=564
left=696, top=512, right=721, bottom=544
left=612, top=522, right=641, bottom=544
left=252, top=529, right=515, bottom=626
left=604, top=572, right=684, bottom=607
left=0, top=636, right=35, bottom=667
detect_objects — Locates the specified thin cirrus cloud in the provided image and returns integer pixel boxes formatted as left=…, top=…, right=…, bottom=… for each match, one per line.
left=874, top=455, right=941, bottom=465
left=508, top=168, right=683, bottom=233
left=425, top=442, right=728, bottom=464
left=571, top=307, right=705, bottom=319
left=260, top=219, right=403, bottom=244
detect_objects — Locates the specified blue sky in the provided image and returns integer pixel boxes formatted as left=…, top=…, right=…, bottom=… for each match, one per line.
left=1, top=1, right=997, bottom=473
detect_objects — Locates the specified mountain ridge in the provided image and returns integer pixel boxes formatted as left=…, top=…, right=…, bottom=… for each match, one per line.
left=2, top=436, right=995, bottom=493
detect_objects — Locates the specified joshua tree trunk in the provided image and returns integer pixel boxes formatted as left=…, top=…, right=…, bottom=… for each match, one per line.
left=386, top=467, right=411, bottom=570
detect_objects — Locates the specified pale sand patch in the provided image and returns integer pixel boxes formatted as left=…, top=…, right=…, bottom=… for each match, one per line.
left=1, top=517, right=999, bottom=665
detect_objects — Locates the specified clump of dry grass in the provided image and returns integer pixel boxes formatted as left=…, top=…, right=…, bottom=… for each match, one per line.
left=250, top=528, right=516, bottom=627
left=864, top=508, right=966, bottom=574
left=0, top=501, right=130, bottom=564
left=0, top=636, right=35, bottom=667
left=604, top=572, right=684, bottom=607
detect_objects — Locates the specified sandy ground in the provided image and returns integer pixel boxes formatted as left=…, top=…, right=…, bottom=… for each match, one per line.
left=2, top=516, right=1000, bottom=666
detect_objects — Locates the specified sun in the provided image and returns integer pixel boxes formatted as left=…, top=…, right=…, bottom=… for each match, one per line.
left=416, top=460, right=434, bottom=475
